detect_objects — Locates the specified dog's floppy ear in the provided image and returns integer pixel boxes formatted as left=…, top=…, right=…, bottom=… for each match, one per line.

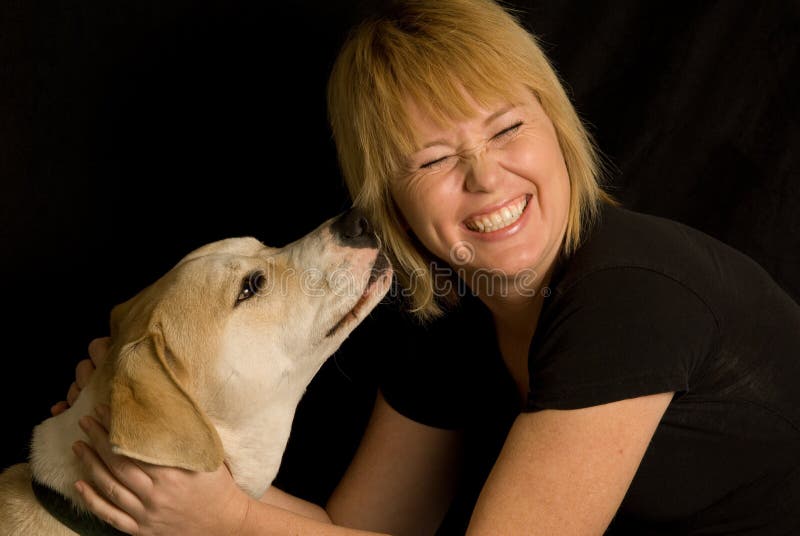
left=109, top=328, right=224, bottom=471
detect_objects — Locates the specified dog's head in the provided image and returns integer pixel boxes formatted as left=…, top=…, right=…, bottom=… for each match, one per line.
left=103, top=210, right=393, bottom=475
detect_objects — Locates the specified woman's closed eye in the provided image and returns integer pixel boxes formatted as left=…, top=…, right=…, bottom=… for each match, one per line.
left=420, top=155, right=454, bottom=169
left=419, top=122, right=524, bottom=169
left=493, top=121, right=523, bottom=142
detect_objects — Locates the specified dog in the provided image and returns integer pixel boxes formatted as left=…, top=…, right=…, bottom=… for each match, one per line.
left=0, top=209, right=393, bottom=535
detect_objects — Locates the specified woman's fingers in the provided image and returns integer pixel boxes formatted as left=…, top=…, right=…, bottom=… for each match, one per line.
left=73, top=439, right=144, bottom=518
left=95, top=404, right=111, bottom=428
left=87, top=336, right=111, bottom=368
left=50, top=400, right=69, bottom=416
left=77, top=414, right=153, bottom=499
left=66, top=382, right=82, bottom=406
left=56, top=337, right=108, bottom=412
left=74, top=479, right=140, bottom=535
left=75, top=358, right=96, bottom=390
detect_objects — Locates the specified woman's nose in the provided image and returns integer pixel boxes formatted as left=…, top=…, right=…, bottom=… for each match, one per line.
left=463, top=152, right=501, bottom=193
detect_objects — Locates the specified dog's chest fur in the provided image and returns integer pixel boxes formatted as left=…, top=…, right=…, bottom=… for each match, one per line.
left=0, top=464, right=77, bottom=536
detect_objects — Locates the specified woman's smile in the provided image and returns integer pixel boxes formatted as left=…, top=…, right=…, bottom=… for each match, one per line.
left=462, top=193, right=531, bottom=237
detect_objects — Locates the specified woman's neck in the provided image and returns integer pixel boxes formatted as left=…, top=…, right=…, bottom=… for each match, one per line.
left=479, top=292, right=544, bottom=406
left=468, top=260, right=556, bottom=405
left=467, top=258, right=556, bottom=341
left=482, top=291, right=543, bottom=342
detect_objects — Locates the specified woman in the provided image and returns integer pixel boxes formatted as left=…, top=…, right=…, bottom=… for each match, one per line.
left=62, top=0, right=800, bottom=534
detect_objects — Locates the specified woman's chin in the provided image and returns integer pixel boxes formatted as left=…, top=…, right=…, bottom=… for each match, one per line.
left=460, top=255, right=549, bottom=297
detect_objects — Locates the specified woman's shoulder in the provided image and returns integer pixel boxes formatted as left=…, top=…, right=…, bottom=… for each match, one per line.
left=552, top=203, right=783, bottom=306
left=535, top=202, right=800, bottom=412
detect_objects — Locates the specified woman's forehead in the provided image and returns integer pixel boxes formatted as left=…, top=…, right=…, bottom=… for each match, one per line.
left=405, top=82, right=529, bottom=122
left=403, top=85, right=531, bottom=138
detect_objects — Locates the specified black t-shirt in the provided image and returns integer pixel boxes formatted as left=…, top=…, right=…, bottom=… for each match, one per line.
left=378, top=204, right=800, bottom=535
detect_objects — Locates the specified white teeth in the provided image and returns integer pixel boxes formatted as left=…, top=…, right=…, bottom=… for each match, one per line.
left=465, top=197, right=528, bottom=233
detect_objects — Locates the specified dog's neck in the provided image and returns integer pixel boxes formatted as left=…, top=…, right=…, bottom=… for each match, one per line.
left=29, top=378, right=107, bottom=510
left=28, top=370, right=316, bottom=505
left=211, top=382, right=315, bottom=498
left=205, top=354, right=333, bottom=498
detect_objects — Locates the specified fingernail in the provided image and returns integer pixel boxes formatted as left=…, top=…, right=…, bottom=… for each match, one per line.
left=74, top=481, right=84, bottom=494
left=78, top=416, right=90, bottom=431
left=72, top=441, right=83, bottom=457
left=95, top=404, right=109, bottom=420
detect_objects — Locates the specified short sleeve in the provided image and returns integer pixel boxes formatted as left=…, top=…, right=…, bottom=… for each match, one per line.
left=525, top=267, right=719, bottom=412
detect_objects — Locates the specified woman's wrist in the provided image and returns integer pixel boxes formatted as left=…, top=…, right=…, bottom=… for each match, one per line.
left=239, top=499, right=389, bottom=536
left=190, top=482, right=334, bottom=535
left=259, top=485, right=331, bottom=524
left=215, top=482, right=255, bottom=536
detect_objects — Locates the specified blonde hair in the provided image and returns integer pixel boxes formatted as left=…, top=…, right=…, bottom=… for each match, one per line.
left=327, top=0, right=615, bottom=321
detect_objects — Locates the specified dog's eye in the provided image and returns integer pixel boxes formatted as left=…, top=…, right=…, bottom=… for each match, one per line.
left=236, top=271, right=266, bottom=305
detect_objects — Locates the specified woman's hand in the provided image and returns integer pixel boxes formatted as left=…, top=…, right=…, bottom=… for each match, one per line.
left=51, top=337, right=110, bottom=416
left=73, top=405, right=250, bottom=536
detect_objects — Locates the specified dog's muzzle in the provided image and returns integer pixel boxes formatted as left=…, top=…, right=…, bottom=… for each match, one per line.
left=331, top=208, right=378, bottom=249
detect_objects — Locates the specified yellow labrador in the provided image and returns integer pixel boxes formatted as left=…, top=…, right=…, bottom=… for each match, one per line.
left=0, top=209, right=392, bottom=535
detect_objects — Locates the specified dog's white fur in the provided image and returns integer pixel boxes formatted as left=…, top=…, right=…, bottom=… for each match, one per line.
left=0, top=215, right=392, bottom=535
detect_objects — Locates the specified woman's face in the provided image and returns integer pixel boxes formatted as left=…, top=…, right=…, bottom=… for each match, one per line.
left=390, top=86, right=571, bottom=288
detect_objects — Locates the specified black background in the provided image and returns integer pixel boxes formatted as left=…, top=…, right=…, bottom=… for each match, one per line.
left=2, top=0, right=798, bottom=508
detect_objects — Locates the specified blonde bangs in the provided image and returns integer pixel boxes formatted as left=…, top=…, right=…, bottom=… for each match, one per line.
left=339, top=2, right=542, bottom=185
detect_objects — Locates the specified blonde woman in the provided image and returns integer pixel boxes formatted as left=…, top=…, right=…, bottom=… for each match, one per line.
left=63, top=1, right=800, bottom=534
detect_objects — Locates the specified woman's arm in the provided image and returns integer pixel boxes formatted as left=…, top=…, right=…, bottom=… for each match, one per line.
left=74, top=393, right=462, bottom=535
left=327, top=391, right=463, bottom=535
left=75, top=405, right=395, bottom=535
left=67, top=339, right=463, bottom=535
left=258, top=485, right=331, bottom=524
left=465, top=392, right=674, bottom=535
left=257, top=391, right=465, bottom=535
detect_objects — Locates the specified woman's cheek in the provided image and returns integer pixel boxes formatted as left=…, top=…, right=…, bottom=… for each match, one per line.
left=503, top=134, right=542, bottom=175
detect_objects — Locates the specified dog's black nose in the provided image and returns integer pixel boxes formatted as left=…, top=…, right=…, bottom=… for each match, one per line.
left=332, top=208, right=377, bottom=249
